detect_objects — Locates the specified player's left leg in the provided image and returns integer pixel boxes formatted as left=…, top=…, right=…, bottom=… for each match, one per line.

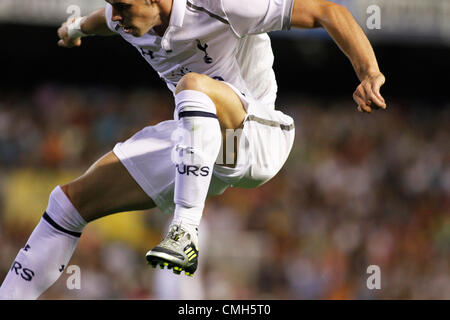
left=0, top=151, right=156, bottom=299
left=146, top=73, right=246, bottom=276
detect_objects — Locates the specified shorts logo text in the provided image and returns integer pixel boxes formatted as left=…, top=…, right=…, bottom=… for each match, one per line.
left=176, top=164, right=210, bottom=177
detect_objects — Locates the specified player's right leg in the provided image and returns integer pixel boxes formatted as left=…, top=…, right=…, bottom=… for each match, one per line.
left=0, top=151, right=156, bottom=300
left=145, top=73, right=246, bottom=277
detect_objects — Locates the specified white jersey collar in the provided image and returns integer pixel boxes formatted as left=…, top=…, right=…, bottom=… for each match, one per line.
left=156, top=0, right=186, bottom=51
left=169, top=0, right=187, bottom=28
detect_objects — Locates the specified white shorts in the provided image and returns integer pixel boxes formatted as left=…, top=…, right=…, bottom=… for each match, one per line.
left=113, top=84, right=295, bottom=214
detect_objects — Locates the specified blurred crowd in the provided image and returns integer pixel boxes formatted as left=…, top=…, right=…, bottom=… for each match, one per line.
left=0, top=84, right=448, bottom=299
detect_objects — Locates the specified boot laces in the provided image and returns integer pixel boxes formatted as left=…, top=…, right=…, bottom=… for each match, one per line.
left=166, top=225, right=190, bottom=248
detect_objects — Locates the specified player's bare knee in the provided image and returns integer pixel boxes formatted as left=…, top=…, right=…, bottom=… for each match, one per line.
left=60, top=183, right=91, bottom=222
left=175, top=72, right=211, bottom=95
left=45, top=185, right=87, bottom=234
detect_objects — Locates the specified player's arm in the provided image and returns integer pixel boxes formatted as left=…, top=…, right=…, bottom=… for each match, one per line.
left=291, top=0, right=386, bottom=113
left=57, top=8, right=116, bottom=48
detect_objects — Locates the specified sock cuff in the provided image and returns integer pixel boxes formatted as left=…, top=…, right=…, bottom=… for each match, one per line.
left=45, top=186, right=87, bottom=234
left=173, top=204, right=204, bottom=228
left=175, top=90, right=217, bottom=118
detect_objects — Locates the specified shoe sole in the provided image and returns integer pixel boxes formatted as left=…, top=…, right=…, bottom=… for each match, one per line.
left=146, top=252, right=195, bottom=277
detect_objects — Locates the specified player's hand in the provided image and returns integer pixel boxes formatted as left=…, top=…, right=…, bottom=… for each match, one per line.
left=353, top=72, right=386, bottom=113
left=57, top=18, right=82, bottom=48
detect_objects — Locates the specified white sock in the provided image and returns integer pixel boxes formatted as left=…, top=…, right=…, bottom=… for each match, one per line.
left=0, top=186, right=86, bottom=300
left=172, top=90, right=222, bottom=230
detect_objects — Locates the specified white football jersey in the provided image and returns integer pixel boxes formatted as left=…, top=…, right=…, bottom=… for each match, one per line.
left=105, top=0, right=293, bottom=107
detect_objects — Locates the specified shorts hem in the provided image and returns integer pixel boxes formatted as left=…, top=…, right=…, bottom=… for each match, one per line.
left=113, top=144, right=173, bottom=215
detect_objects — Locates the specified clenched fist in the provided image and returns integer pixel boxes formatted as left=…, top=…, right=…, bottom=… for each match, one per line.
left=57, top=17, right=84, bottom=48
left=353, top=72, right=386, bottom=113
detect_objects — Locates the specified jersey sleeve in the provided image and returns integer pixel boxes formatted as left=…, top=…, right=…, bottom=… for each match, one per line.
left=104, top=3, right=118, bottom=33
left=221, top=0, right=294, bottom=37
